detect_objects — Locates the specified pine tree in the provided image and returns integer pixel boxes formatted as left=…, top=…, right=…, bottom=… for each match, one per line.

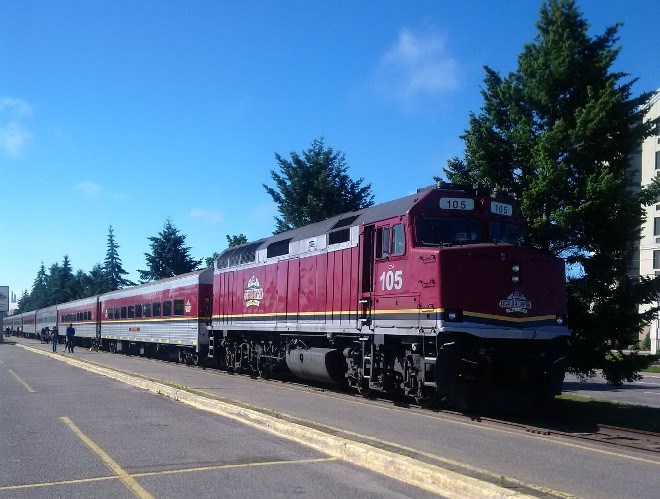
left=89, top=263, right=111, bottom=295
left=104, top=225, right=134, bottom=290
left=264, top=138, right=374, bottom=234
left=29, top=262, right=48, bottom=309
left=138, top=219, right=201, bottom=282
left=226, top=234, right=248, bottom=247
left=442, top=0, right=660, bottom=383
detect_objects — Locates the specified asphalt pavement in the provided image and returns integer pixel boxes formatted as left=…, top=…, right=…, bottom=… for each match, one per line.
left=0, top=343, right=438, bottom=498
left=4, top=338, right=660, bottom=499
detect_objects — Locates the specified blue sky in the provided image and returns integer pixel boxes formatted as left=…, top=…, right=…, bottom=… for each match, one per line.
left=2, top=0, right=659, bottom=299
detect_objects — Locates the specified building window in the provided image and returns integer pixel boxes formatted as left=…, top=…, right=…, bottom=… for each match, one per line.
left=654, top=250, right=660, bottom=269
left=654, top=218, right=660, bottom=236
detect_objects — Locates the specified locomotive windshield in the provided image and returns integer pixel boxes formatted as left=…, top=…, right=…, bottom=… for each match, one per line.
left=415, top=218, right=480, bottom=246
left=414, top=218, right=525, bottom=246
left=488, top=222, right=524, bottom=244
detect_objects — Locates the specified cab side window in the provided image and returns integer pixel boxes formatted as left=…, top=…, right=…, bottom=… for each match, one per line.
left=376, top=226, right=391, bottom=259
left=392, top=223, right=405, bottom=256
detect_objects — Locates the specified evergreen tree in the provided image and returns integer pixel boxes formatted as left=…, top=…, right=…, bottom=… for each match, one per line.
left=59, top=255, right=75, bottom=304
left=29, top=262, right=48, bottom=310
left=264, top=138, right=374, bottom=233
left=226, top=233, right=248, bottom=247
left=16, top=290, right=30, bottom=313
left=138, top=219, right=201, bottom=282
left=441, top=0, right=660, bottom=383
left=88, top=263, right=111, bottom=295
left=72, top=269, right=88, bottom=300
left=46, top=262, right=62, bottom=306
left=104, top=225, right=134, bottom=290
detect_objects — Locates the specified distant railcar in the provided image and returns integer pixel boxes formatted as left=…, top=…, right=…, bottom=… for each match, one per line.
left=36, top=305, right=57, bottom=342
left=98, top=270, right=213, bottom=362
left=19, top=310, right=37, bottom=339
left=57, top=296, right=100, bottom=347
left=5, top=313, right=23, bottom=335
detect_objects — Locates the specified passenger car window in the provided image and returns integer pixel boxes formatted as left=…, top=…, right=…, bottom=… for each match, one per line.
left=173, top=299, right=184, bottom=316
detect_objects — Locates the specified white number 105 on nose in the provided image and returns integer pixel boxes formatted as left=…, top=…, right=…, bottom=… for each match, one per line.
left=380, top=270, right=403, bottom=291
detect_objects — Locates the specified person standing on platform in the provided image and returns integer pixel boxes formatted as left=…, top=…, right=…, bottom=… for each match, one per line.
left=51, top=326, right=59, bottom=353
left=66, top=323, right=75, bottom=353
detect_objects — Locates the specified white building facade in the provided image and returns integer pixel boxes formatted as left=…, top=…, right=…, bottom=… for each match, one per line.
left=636, top=91, right=660, bottom=353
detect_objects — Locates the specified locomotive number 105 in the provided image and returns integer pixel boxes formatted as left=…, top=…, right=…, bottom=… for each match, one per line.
left=380, top=270, right=403, bottom=291
left=439, top=197, right=475, bottom=211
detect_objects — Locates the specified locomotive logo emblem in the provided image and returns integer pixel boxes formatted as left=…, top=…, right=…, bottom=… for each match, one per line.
left=185, top=300, right=192, bottom=313
left=499, top=291, right=532, bottom=314
left=244, top=274, right=264, bottom=307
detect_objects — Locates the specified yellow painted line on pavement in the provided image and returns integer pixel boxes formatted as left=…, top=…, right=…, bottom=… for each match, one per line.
left=132, top=456, right=339, bottom=478
left=0, top=475, right=118, bottom=492
left=0, top=457, right=338, bottom=492
left=8, top=369, right=35, bottom=393
left=60, top=417, right=154, bottom=499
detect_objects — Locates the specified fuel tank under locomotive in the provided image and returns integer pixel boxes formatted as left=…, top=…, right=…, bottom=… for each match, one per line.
left=285, top=348, right=348, bottom=386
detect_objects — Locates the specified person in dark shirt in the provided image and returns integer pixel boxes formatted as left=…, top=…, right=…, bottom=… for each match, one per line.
left=66, top=324, right=75, bottom=353
left=51, top=326, right=59, bottom=353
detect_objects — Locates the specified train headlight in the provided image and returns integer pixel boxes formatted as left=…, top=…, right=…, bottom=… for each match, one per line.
left=556, top=315, right=567, bottom=326
left=444, top=309, right=463, bottom=322
left=512, top=264, right=520, bottom=273
left=511, top=275, right=521, bottom=284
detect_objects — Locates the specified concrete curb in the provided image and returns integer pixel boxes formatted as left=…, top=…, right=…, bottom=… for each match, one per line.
left=18, top=344, right=534, bottom=498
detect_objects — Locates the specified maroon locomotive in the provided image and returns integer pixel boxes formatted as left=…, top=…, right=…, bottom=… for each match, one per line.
left=12, top=183, right=569, bottom=410
left=209, top=183, right=570, bottom=409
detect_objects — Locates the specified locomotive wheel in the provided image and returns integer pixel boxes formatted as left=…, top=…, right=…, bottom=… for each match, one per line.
left=177, top=348, right=185, bottom=365
left=415, top=387, right=439, bottom=409
left=357, top=377, right=373, bottom=398
left=258, top=361, right=273, bottom=380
